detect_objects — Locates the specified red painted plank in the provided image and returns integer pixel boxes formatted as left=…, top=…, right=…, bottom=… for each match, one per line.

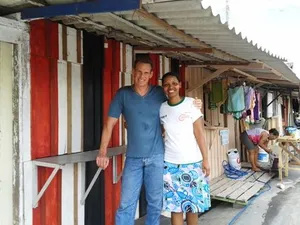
left=179, top=63, right=186, bottom=96
left=111, top=41, right=121, bottom=214
left=149, top=54, right=160, bottom=85
left=46, top=21, right=59, bottom=59
left=103, top=39, right=114, bottom=225
left=30, top=20, right=47, bottom=57
left=31, top=55, right=51, bottom=160
left=31, top=20, right=61, bottom=225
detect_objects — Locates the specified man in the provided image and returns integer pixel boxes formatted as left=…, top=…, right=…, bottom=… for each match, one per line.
left=96, top=57, right=201, bottom=225
left=240, top=128, right=279, bottom=171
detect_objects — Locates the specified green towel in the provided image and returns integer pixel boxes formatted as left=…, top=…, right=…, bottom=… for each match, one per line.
left=211, top=81, right=223, bottom=104
left=208, top=93, right=217, bottom=110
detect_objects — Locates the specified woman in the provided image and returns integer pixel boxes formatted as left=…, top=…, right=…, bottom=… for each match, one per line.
left=160, top=72, right=211, bottom=225
left=240, top=127, right=279, bottom=171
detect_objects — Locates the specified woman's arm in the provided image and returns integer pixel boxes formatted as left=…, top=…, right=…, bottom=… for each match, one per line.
left=193, top=118, right=210, bottom=176
left=258, top=133, right=271, bottom=153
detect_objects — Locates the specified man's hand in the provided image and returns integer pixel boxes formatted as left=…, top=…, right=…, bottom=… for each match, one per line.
left=96, top=152, right=109, bottom=169
left=202, top=159, right=210, bottom=177
left=193, top=97, right=203, bottom=110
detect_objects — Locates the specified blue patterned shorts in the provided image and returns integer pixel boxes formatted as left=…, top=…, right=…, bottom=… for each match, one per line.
left=163, top=161, right=211, bottom=213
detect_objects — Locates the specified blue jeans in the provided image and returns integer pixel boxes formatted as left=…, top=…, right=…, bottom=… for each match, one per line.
left=115, top=154, right=164, bottom=225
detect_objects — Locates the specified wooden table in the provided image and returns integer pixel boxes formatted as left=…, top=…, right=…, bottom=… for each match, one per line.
left=277, top=136, right=300, bottom=181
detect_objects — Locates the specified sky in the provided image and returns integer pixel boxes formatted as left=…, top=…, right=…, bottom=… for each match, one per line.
left=201, top=0, right=300, bottom=77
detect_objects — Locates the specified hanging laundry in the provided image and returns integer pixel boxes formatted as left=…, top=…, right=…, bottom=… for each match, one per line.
left=208, top=92, right=217, bottom=110
left=227, top=86, right=245, bottom=119
left=211, top=80, right=223, bottom=104
left=244, top=86, right=256, bottom=110
left=293, top=98, right=299, bottom=112
left=220, top=100, right=229, bottom=114
left=253, top=91, right=261, bottom=121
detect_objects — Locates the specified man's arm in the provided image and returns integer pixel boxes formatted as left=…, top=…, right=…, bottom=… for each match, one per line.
left=193, top=118, right=210, bottom=176
left=99, top=117, right=119, bottom=156
left=96, top=117, right=119, bottom=169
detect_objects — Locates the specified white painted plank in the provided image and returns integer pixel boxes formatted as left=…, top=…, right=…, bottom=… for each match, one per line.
left=164, top=56, right=170, bottom=73
left=67, top=27, right=77, bottom=63
left=210, top=174, right=226, bottom=186
left=71, top=63, right=82, bottom=153
left=62, top=164, right=75, bottom=225
left=227, top=182, right=255, bottom=200
left=58, top=61, right=68, bottom=155
left=211, top=179, right=238, bottom=196
left=23, top=161, right=33, bottom=225
left=216, top=180, right=245, bottom=198
left=236, top=182, right=265, bottom=202
left=210, top=177, right=230, bottom=192
left=245, top=171, right=264, bottom=182
left=125, top=44, right=133, bottom=73
left=257, top=172, right=274, bottom=183
left=0, top=41, right=13, bottom=225
left=77, top=163, right=85, bottom=225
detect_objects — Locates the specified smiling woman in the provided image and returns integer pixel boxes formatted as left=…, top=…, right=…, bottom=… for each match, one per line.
left=160, top=72, right=211, bottom=225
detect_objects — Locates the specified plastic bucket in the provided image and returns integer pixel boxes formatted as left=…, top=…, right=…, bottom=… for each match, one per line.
left=258, top=147, right=269, bottom=163
left=227, top=149, right=241, bottom=170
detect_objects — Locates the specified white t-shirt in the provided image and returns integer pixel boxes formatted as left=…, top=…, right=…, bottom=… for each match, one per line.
left=160, top=97, right=203, bottom=164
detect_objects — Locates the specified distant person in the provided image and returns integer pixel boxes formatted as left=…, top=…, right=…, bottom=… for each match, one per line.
left=160, top=72, right=210, bottom=225
left=240, top=128, right=279, bottom=171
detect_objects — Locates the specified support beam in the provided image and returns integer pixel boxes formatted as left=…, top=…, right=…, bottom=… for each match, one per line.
left=187, top=62, right=264, bottom=70
left=267, top=92, right=282, bottom=107
left=187, top=61, right=250, bottom=66
left=231, top=68, right=271, bottom=84
left=21, top=0, right=141, bottom=20
left=188, top=68, right=228, bottom=92
left=134, top=47, right=213, bottom=53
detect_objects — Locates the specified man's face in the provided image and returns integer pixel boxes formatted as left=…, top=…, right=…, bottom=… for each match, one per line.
left=133, top=62, right=153, bottom=88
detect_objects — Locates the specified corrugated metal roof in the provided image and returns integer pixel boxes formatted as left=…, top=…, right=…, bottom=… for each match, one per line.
left=82, top=0, right=299, bottom=83
left=0, top=0, right=298, bottom=84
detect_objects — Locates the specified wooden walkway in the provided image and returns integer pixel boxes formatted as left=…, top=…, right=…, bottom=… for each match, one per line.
left=210, top=169, right=275, bottom=205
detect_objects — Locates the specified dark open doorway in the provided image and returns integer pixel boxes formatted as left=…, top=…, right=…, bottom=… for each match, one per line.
left=83, top=32, right=105, bottom=225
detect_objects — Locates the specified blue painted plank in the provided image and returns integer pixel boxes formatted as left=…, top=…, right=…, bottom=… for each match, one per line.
left=21, top=0, right=141, bottom=20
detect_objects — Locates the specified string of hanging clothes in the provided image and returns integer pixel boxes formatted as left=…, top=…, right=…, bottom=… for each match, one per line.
left=209, top=80, right=261, bottom=123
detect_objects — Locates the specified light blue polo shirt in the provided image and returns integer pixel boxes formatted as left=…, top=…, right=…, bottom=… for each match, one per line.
left=109, top=85, right=167, bottom=158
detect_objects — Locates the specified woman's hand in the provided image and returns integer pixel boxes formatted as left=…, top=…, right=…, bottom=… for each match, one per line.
left=202, top=159, right=210, bottom=177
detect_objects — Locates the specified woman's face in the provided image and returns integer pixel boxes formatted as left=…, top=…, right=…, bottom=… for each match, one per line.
left=162, top=76, right=181, bottom=98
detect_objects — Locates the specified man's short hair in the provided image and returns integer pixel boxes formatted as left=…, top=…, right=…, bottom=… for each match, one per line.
left=134, top=56, right=153, bottom=70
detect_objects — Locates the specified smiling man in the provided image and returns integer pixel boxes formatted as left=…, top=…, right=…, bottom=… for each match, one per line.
left=96, top=57, right=201, bottom=225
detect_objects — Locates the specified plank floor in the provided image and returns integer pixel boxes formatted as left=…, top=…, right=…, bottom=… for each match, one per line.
left=210, top=168, right=275, bottom=205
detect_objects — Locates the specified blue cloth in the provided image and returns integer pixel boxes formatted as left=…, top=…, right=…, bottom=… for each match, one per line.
left=115, top=154, right=164, bottom=225
left=163, top=161, right=211, bottom=213
left=109, top=85, right=167, bottom=158
left=227, top=86, right=245, bottom=119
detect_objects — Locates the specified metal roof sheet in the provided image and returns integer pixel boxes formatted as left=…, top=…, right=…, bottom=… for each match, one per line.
left=0, top=0, right=298, bottom=84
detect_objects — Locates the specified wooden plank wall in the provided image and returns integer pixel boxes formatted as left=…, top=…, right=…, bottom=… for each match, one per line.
left=185, top=67, right=236, bottom=179
left=27, top=20, right=131, bottom=225
left=30, top=20, right=61, bottom=225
